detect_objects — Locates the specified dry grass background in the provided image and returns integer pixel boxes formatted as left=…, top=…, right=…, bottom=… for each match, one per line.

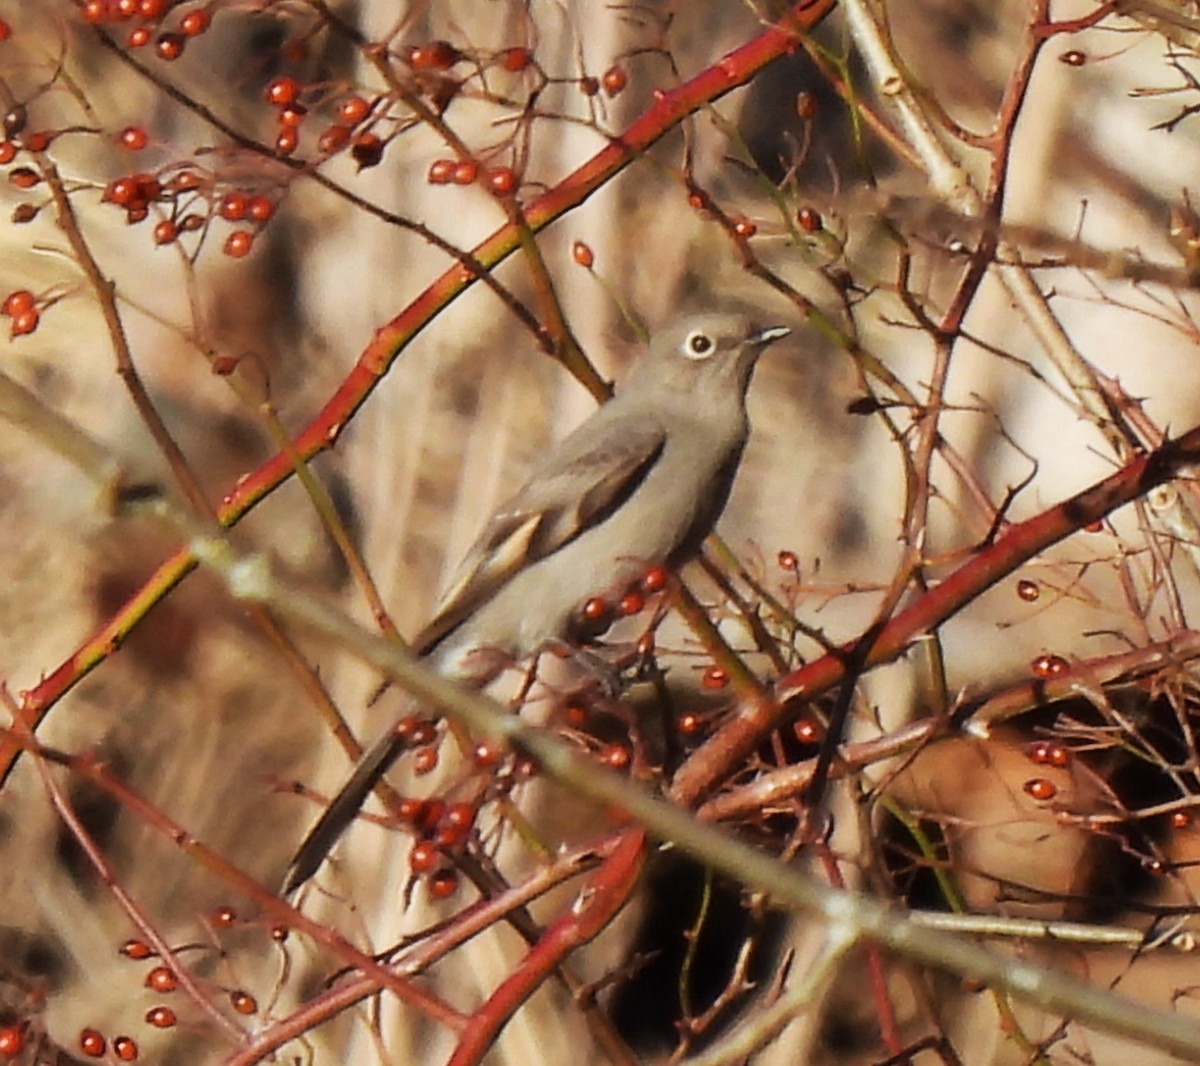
left=4, top=1, right=1200, bottom=1063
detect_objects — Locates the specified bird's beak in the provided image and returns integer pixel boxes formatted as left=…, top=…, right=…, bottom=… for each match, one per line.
left=749, top=325, right=791, bottom=347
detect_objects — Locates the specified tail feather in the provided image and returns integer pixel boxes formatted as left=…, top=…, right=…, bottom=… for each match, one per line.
left=282, top=727, right=408, bottom=894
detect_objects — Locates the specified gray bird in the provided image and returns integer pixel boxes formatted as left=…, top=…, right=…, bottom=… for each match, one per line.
left=284, top=312, right=790, bottom=891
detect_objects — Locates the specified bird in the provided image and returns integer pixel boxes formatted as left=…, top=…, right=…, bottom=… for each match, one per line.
left=284, top=311, right=790, bottom=892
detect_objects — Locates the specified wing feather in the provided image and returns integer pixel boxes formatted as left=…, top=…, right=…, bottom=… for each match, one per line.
left=413, top=419, right=666, bottom=655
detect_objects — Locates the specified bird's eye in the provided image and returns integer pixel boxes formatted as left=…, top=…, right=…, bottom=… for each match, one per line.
left=683, top=330, right=715, bottom=359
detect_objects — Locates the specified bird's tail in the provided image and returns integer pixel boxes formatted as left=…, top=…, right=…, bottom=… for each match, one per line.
left=282, top=726, right=408, bottom=894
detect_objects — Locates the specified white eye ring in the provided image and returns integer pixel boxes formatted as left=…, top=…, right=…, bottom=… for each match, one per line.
left=682, top=330, right=715, bottom=359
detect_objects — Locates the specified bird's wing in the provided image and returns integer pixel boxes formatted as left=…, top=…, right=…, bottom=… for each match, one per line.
left=412, top=417, right=667, bottom=655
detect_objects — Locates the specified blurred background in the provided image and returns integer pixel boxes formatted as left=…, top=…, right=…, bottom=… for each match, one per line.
left=3, top=1, right=1200, bottom=1063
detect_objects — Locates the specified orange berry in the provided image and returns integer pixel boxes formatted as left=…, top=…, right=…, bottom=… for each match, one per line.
left=155, top=32, right=185, bottom=60
left=2, top=290, right=35, bottom=316
left=1023, top=778, right=1057, bottom=801
left=337, top=95, right=370, bottom=125
left=118, top=126, right=149, bottom=150
left=572, top=240, right=594, bottom=268
left=229, top=990, right=257, bottom=1015
left=601, top=65, right=627, bottom=96
left=79, top=1029, right=106, bottom=1057
left=499, top=47, right=532, bottom=72
left=145, top=965, right=178, bottom=993
left=144, top=1006, right=176, bottom=1028
left=265, top=76, right=301, bottom=107
left=10, top=308, right=39, bottom=337
left=223, top=230, right=254, bottom=258
left=180, top=8, right=211, bottom=36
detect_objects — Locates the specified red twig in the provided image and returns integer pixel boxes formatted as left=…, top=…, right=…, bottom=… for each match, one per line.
left=672, top=425, right=1200, bottom=806
left=0, top=0, right=836, bottom=784
left=446, top=829, right=646, bottom=1066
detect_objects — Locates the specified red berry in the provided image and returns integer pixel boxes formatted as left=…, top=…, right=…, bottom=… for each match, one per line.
left=210, top=904, right=236, bottom=927
left=22, top=130, right=51, bottom=153
left=3, top=104, right=26, bottom=138
left=144, top=1006, right=176, bottom=1028
left=275, top=128, right=298, bottom=156
left=427, top=158, right=454, bottom=184
left=153, top=219, right=178, bottom=244
left=1030, top=653, right=1069, bottom=679
left=248, top=195, right=274, bottom=223
left=119, top=938, right=153, bottom=960
left=600, top=744, right=630, bottom=769
left=451, top=159, right=477, bottom=185
left=278, top=103, right=307, bottom=127
left=797, top=206, right=822, bottom=233
left=473, top=740, right=502, bottom=768
left=734, top=218, right=757, bottom=238
left=413, top=745, right=438, bottom=775
left=82, top=0, right=107, bottom=23
left=155, top=32, right=185, bottom=60
left=795, top=91, right=817, bottom=120
left=579, top=76, right=599, bottom=96
left=794, top=718, right=821, bottom=743
left=80, top=1028, right=106, bottom=1057
left=139, top=0, right=167, bottom=16
left=0, top=141, right=15, bottom=164
left=218, top=191, right=248, bottom=220
left=643, top=566, right=672, bottom=590
left=265, top=76, right=301, bottom=107
left=112, top=1035, right=138, bottom=1061
left=119, top=126, right=149, bottom=150
left=10, top=308, right=39, bottom=336
left=618, top=590, right=644, bottom=616
left=409, top=840, right=439, bottom=874
left=351, top=132, right=384, bottom=169
left=317, top=123, right=350, bottom=154
left=582, top=597, right=609, bottom=622
left=128, top=26, right=152, bottom=47
left=145, top=965, right=178, bottom=993
left=0, top=1024, right=24, bottom=1056
left=2, top=290, right=35, bottom=316
left=9, top=167, right=39, bottom=189
left=180, top=7, right=211, bottom=35
left=572, top=240, right=594, bottom=268
left=337, top=95, right=370, bottom=126
left=0, top=18, right=11, bottom=41
left=499, top=47, right=532, bottom=72
left=105, top=176, right=137, bottom=205
left=1024, top=778, right=1057, bottom=801
left=601, top=65, right=627, bottom=96
left=133, top=172, right=161, bottom=200
left=229, top=990, right=257, bottom=1015
left=428, top=868, right=459, bottom=898
left=1060, top=50, right=1086, bottom=67
left=1016, top=579, right=1039, bottom=602
left=487, top=166, right=517, bottom=196
left=701, top=665, right=728, bottom=690
left=223, top=230, right=253, bottom=257
left=410, top=40, right=460, bottom=71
